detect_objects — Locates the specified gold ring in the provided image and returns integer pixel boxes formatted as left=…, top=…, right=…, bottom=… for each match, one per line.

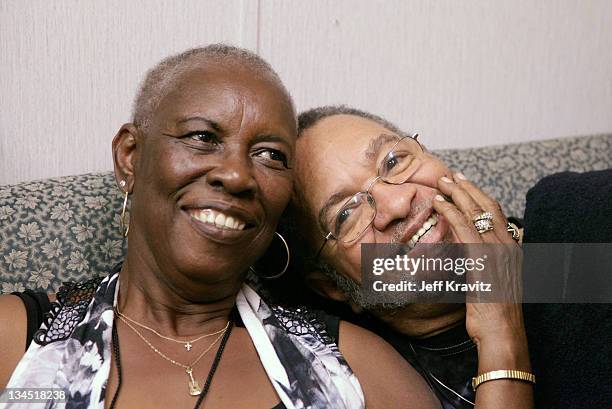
left=507, top=222, right=521, bottom=242
left=473, top=212, right=494, bottom=234
left=474, top=219, right=494, bottom=234
left=472, top=211, right=493, bottom=222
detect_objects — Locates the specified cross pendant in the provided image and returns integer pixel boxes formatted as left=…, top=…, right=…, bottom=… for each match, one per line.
left=184, top=342, right=192, bottom=351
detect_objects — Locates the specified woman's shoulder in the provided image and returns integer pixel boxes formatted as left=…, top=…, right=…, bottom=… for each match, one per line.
left=0, top=294, right=28, bottom=387
left=338, top=320, right=442, bottom=409
left=0, top=290, right=57, bottom=388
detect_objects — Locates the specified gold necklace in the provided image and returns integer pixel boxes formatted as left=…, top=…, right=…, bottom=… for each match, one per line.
left=115, top=309, right=230, bottom=352
left=116, top=313, right=229, bottom=396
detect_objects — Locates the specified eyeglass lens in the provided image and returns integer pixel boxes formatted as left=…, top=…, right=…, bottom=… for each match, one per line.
left=334, top=137, right=423, bottom=242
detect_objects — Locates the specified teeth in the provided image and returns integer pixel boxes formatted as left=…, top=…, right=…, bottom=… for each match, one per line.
left=407, top=213, right=438, bottom=249
left=195, top=210, right=210, bottom=223
left=215, top=213, right=226, bottom=228
left=190, top=209, right=247, bottom=231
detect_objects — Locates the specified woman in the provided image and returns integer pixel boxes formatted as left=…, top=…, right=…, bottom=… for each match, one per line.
left=0, top=46, right=439, bottom=408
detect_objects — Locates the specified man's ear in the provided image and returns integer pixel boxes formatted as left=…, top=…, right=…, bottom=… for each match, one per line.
left=112, top=123, right=139, bottom=191
left=305, top=270, right=349, bottom=303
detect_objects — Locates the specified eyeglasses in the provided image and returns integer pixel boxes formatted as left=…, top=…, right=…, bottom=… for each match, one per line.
left=316, top=133, right=424, bottom=257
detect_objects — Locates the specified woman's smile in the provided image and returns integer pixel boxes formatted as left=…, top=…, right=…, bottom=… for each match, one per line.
left=190, top=208, right=247, bottom=231
left=182, top=201, right=259, bottom=244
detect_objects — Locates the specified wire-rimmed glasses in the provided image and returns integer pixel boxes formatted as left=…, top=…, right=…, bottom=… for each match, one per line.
left=316, top=133, right=424, bottom=257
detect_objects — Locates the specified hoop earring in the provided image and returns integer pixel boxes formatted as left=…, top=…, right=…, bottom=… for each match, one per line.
left=119, top=188, right=130, bottom=237
left=249, top=232, right=290, bottom=279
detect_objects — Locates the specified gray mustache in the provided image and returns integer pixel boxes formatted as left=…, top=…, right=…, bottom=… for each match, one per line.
left=390, top=200, right=431, bottom=243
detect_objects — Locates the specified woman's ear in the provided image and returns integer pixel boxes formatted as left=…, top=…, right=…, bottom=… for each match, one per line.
left=305, top=270, right=349, bottom=303
left=112, top=123, right=139, bottom=191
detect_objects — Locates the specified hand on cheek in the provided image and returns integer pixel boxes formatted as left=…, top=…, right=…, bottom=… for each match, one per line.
left=434, top=172, right=516, bottom=244
left=432, top=192, right=481, bottom=244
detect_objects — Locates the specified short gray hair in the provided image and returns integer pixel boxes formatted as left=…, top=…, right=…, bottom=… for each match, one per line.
left=297, top=105, right=405, bottom=138
left=132, top=44, right=295, bottom=132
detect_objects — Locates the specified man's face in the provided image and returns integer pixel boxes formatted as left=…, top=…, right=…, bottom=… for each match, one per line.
left=294, top=114, right=454, bottom=286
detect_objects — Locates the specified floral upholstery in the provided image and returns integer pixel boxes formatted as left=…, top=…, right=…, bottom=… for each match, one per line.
left=1, top=173, right=126, bottom=293
left=434, top=134, right=612, bottom=220
left=1, top=134, right=611, bottom=293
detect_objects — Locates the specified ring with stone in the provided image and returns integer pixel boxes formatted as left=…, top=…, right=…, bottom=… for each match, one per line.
left=473, top=212, right=494, bottom=234
left=472, top=211, right=493, bottom=223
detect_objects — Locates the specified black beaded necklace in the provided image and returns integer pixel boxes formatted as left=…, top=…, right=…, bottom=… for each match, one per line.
left=109, top=311, right=235, bottom=409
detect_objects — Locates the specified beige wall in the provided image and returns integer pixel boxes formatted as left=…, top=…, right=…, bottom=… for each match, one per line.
left=1, top=0, right=611, bottom=185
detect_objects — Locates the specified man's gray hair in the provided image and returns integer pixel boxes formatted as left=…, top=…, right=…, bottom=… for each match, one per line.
left=132, top=44, right=295, bottom=132
left=297, top=105, right=405, bottom=138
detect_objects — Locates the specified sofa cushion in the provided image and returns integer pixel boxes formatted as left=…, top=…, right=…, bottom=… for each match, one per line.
left=1, top=173, right=124, bottom=293
left=434, top=134, right=612, bottom=219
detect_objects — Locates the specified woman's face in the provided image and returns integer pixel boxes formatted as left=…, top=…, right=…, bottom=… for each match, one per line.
left=126, top=62, right=296, bottom=292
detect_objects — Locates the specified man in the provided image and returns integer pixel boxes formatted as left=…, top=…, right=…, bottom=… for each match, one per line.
left=287, top=105, right=533, bottom=408
left=285, top=105, right=612, bottom=408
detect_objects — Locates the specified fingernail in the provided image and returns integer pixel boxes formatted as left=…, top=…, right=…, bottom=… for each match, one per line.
left=455, top=172, right=467, bottom=180
left=440, top=176, right=453, bottom=183
left=435, top=194, right=446, bottom=202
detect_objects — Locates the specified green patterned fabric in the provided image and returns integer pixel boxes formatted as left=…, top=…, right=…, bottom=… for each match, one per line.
left=1, top=134, right=611, bottom=292
left=434, top=134, right=612, bottom=221
left=1, top=173, right=125, bottom=293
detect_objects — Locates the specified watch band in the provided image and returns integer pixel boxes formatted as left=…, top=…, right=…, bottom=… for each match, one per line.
left=472, top=369, right=536, bottom=391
